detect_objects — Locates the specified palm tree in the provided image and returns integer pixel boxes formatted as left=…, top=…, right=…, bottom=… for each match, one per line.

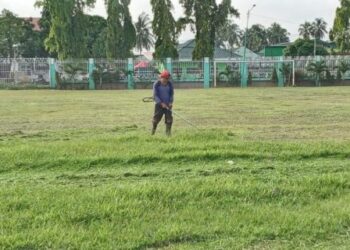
left=135, top=13, right=154, bottom=56
left=312, top=18, right=328, bottom=40
left=307, top=61, right=328, bottom=86
left=311, top=18, right=327, bottom=56
left=216, top=21, right=243, bottom=52
left=279, top=63, right=292, bottom=86
left=245, top=24, right=268, bottom=52
left=267, top=23, right=290, bottom=45
left=218, top=65, right=240, bottom=86
left=336, top=60, right=350, bottom=80
left=299, top=22, right=313, bottom=39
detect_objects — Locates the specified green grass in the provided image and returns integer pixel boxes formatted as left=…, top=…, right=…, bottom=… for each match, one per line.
left=0, top=88, right=349, bottom=249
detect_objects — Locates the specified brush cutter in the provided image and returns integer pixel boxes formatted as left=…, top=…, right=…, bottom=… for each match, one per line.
left=142, top=97, right=199, bottom=130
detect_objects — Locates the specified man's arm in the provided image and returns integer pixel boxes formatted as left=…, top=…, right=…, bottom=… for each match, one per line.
left=169, top=83, right=174, bottom=105
left=153, top=82, right=161, bottom=104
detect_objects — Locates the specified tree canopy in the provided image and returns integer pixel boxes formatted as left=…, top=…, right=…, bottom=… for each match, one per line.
left=179, top=0, right=239, bottom=59
left=151, top=0, right=178, bottom=59
left=284, top=39, right=329, bottom=57
left=0, top=9, right=48, bottom=58
left=331, top=0, right=350, bottom=52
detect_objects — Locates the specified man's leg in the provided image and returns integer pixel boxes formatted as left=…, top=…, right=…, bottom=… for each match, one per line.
left=152, top=104, right=164, bottom=135
left=165, top=109, right=173, bottom=136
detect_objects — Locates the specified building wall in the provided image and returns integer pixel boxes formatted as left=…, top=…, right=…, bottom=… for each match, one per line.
left=264, top=47, right=286, bottom=57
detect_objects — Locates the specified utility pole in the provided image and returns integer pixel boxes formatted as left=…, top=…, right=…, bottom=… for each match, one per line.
left=243, top=4, right=256, bottom=62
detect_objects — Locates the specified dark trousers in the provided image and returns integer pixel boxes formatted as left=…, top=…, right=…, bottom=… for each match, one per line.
left=153, top=104, right=173, bottom=126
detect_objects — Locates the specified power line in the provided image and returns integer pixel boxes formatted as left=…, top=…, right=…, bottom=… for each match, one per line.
left=251, top=13, right=302, bottom=25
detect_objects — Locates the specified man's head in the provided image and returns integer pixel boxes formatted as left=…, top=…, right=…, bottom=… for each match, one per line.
left=160, top=70, right=170, bottom=85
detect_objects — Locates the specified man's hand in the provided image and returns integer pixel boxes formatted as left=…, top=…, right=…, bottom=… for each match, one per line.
left=168, top=104, right=173, bottom=109
left=160, top=103, right=168, bottom=109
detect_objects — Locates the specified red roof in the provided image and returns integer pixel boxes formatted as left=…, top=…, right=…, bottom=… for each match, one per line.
left=134, top=61, right=149, bottom=69
left=24, top=17, right=41, bottom=31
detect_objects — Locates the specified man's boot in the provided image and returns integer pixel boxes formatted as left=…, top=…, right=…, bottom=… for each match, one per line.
left=166, top=124, right=172, bottom=137
left=151, top=123, right=158, bottom=135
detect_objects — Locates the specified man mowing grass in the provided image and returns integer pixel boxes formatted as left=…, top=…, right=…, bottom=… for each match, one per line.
left=152, top=70, right=174, bottom=136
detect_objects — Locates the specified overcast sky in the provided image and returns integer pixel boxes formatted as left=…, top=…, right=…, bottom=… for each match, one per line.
left=0, top=0, right=340, bottom=42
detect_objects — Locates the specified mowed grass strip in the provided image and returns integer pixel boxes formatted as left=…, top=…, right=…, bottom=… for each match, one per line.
left=0, top=88, right=349, bottom=249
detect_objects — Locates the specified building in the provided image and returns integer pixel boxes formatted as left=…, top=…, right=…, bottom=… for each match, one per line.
left=177, top=39, right=240, bottom=61
left=24, top=18, right=42, bottom=31
left=259, top=42, right=292, bottom=57
left=260, top=41, right=337, bottom=57
left=233, top=46, right=261, bottom=60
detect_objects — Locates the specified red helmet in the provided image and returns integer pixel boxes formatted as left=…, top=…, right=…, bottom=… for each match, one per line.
left=160, top=70, right=171, bottom=79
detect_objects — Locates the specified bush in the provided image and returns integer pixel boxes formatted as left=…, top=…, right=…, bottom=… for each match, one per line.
left=295, top=70, right=306, bottom=83
left=336, top=69, right=342, bottom=81
left=271, top=68, right=278, bottom=84
left=326, top=70, right=335, bottom=84
left=248, top=72, right=253, bottom=86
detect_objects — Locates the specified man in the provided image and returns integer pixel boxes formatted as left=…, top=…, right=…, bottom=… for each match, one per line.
left=152, top=70, right=174, bottom=136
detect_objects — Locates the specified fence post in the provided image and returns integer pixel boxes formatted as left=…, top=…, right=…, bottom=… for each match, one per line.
left=204, top=57, right=210, bottom=89
left=88, top=58, right=95, bottom=90
left=240, top=62, right=248, bottom=88
left=127, top=58, right=134, bottom=90
left=277, top=57, right=284, bottom=87
left=49, top=58, right=57, bottom=89
left=166, top=58, right=173, bottom=76
left=315, top=56, right=321, bottom=87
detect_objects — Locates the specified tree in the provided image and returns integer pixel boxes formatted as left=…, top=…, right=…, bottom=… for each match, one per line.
left=215, top=20, right=242, bottom=52
left=331, top=0, right=350, bottom=51
left=279, top=63, right=292, bottom=86
left=307, top=60, right=328, bottom=86
left=36, top=4, right=55, bottom=57
left=0, top=9, right=48, bottom=58
left=19, top=19, right=50, bottom=58
left=244, top=24, right=268, bottom=52
left=336, top=60, right=350, bottom=80
left=35, top=0, right=96, bottom=59
left=267, top=23, right=290, bottom=45
left=92, top=29, right=108, bottom=58
left=311, top=18, right=328, bottom=56
left=218, top=65, right=240, bottom=86
left=333, top=27, right=350, bottom=52
left=312, top=18, right=328, bottom=40
left=284, top=39, right=328, bottom=57
left=299, top=22, right=313, bottom=39
left=120, top=0, right=136, bottom=57
left=179, top=0, right=239, bottom=59
left=0, top=9, right=26, bottom=57
left=105, top=0, right=123, bottom=58
left=151, top=0, right=178, bottom=59
left=135, top=13, right=154, bottom=56
left=86, top=15, right=107, bottom=58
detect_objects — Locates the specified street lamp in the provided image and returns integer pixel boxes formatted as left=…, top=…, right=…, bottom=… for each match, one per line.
left=242, top=4, right=256, bottom=87
left=243, top=4, right=256, bottom=61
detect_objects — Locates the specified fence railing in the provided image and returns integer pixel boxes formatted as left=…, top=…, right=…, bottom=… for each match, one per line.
left=1, top=56, right=350, bottom=89
left=0, top=58, right=50, bottom=86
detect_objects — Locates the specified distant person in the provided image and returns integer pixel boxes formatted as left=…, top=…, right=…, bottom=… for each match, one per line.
left=152, top=70, right=174, bottom=136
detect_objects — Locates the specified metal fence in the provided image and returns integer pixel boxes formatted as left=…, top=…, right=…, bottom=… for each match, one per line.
left=0, top=58, right=49, bottom=86
left=93, top=59, right=128, bottom=88
left=56, top=59, right=89, bottom=86
left=173, top=61, right=204, bottom=82
left=134, top=59, right=164, bottom=87
left=284, top=56, right=350, bottom=81
left=1, top=56, right=350, bottom=89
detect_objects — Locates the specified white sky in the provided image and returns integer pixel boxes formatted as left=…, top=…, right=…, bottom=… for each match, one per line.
left=0, top=0, right=340, bottom=42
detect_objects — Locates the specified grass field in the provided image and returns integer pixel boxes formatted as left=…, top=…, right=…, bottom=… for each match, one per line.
left=0, top=88, right=350, bottom=249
